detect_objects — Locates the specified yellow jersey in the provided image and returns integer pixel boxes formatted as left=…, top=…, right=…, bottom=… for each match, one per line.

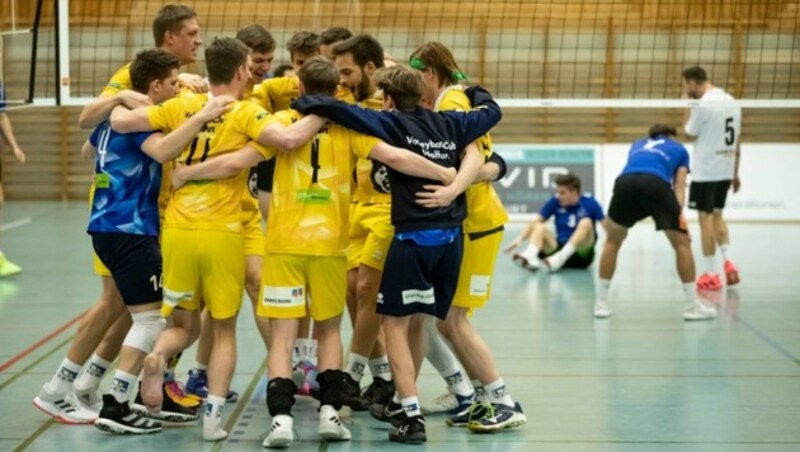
left=265, top=109, right=379, bottom=256
left=352, top=95, right=392, bottom=204
left=436, top=87, right=508, bottom=233
left=100, top=63, right=132, bottom=97
left=250, top=76, right=356, bottom=114
left=147, top=92, right=274, bottom=232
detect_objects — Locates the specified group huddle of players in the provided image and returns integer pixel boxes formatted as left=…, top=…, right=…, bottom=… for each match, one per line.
left=32, top=4, right=526, bottom=447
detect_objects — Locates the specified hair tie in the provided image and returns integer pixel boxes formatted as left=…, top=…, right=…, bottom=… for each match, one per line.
left=408, top=56, right=426, bottom=70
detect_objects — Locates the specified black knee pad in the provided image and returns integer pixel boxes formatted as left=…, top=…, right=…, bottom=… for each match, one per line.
left=316, top=369, right=346, bottom=410
left=266, top=377, right=297, bottom=416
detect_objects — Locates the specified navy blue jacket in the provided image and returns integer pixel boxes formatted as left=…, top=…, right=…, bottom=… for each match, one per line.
left=291, top=87, right=502, bottom=233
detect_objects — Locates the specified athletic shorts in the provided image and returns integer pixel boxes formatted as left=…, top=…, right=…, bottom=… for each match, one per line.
left=256, top=159, right=276, bottom=193
left=91, top=232, right=161, bottom=306
left=87, top=185, right=112, bottom=276
left=347, top=202, right=393, bottom=272
left=258, top=253, right=346, bottom=321
left=607, top=173, right=685, bottom=232
left=539, top=242, right=596, bottom=269
left=688, top=180, right=731, bottom=213
left=378, top=233, right=464, bottom=319
left=242, top=209, right=265, bottom=256
left=161, top=228, right=245, bottom=320
left=452, top=227, right=504, bottom=310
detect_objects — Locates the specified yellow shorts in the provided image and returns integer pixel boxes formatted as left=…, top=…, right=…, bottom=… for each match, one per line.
left=242, top=209, right=265, bottom=256
left=347, top=202, right=393, bottom=272
left=258, top=253, right=346, bottom=321
left=452, top=229, right=504, bottom=310
left=161, top=228, right=245, bottom=320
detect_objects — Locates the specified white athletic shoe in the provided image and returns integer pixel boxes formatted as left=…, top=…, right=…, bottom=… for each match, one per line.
left=544, top=252, right=567, bottom=272
left=593, top=301, right=613, bottom=319
left=683, top=303, right=717, bottom=321
left=512, top=252, right=542, bottom=272
left=34, top=386, right=98, bottom=424
left=263, top=414, right=294, bottom=448
left=421, top=391, right=458, bottom=414
left=74, top=387, right=103, bottom=414
left=318, top=405, right=351, bottom=441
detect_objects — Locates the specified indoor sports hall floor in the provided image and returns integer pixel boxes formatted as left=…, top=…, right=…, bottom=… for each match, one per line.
left=1, top=201, right=798, bottom=451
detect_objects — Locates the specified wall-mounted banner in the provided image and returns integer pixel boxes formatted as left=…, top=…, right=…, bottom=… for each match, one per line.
left=493, top=144, right=597, bottom=215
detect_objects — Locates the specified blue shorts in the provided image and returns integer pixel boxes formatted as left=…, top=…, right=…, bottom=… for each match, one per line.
left=377, top=232, right=463, bottom=319
left=91, top=232, right=162, bottom=306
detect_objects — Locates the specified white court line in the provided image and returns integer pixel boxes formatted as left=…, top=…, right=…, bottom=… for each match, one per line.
left=0, top=217, right=33, bottom=232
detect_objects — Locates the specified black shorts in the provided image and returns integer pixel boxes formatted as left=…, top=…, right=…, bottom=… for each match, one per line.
left=377, top=234, right=464, bottom=319
left=91, top=232, right=162, bottom=306
left=256, top=159, right=276, bottom=193
left=539, top=242, right=595, bottom=269
left=607, top=173, right=684, bottom=232
left=688, top=180, right=730, bottom=213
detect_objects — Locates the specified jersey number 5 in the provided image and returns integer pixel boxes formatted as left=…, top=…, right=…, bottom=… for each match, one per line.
left=724, top=117, right=736, bottom=146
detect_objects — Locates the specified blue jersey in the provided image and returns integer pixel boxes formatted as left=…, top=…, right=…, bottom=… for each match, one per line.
left=87, top=122, right=160, bottom=236
left=0, top=80, right=6, bottom=112
left=539, top=194, right=605, bottom=245
left=620, top=135, right=690, bottom=184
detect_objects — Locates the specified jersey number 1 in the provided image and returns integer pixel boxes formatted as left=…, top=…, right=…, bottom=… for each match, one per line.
left=310, top=138, right=321, bottom=183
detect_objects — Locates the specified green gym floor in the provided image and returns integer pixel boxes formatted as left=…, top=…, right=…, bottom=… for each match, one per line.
left=1, top=201, right=798, bottom=451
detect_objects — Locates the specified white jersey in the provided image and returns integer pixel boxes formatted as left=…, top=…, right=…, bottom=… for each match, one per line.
left=684, top=87, right=742, bottom=182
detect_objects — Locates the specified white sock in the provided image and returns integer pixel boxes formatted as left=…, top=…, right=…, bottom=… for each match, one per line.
left=109, top=370, right=138, bottom=403
left=442, top=366, right=473, bottom=397
left=203, top=394, right=227, bottom=439
left=46, top=358, right=82, bottom=394
left=472, top=378, right=488, bottom=403
left=704, top=255, right=717, bottom=274
left=401, top=396, right=421, bottom=417
left=683, top=282, right=697, bottom=306
left=345, top=353, right=368, bottom=382
left=368, top=356, right=392, bottom=382
left=484, top=378, right=514, bottom=407
left=193, top=361, right=208, bottom=373
left=73, top=354, right=111, bottom=392
left=424, top=318, right=461, bottom=375
left=596, top=278, right=611, bottom=303
left=561, top=243, right=576, bottom=259
left=719, top=244, right=729, bottom=261
left=522, top=244, right=540, bottom=259
left=294, top=338, right=311, bottom=362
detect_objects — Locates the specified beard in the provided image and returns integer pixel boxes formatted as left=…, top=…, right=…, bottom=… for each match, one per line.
left=354, top=73, right=372, bottom=102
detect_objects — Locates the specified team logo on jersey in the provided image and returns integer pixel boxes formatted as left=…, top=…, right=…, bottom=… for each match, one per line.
left=248, top=167, right=258, bottom=198
left=371, top=163, right=391, bottom=194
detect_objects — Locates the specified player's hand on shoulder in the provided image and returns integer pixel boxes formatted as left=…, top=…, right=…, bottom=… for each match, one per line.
left=178, top=73, right=209, bottom=93
left=199, top=95, right=236, bottom=121
left=119, top=90, right=152, bottom=109
left=415, top=184, right=458, bottom=209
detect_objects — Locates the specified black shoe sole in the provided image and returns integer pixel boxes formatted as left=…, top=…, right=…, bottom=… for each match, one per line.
left=131, top=403, right=198, bottom=423
left=389, top=433, right=427, bottom=444
left=94, top=418, right=162, bottom=435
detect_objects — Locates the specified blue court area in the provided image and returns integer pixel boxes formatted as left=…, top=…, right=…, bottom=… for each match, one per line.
left=1, top=201, right=799, bottom=451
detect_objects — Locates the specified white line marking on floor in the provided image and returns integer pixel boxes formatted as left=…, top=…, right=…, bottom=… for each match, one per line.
left=0, top=217, right=33, bottom=232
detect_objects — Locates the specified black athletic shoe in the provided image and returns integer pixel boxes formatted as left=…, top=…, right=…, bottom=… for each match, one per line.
left=362, top=378, right=395, bottom=406
left=131, top=382, right=198, bottom=423
left=368, top=401, right=405, bottom=427
left=342, top=375, right=369, bottom=411
left=389, top=415, right=427, bottom=444
left=94, top=394, right=162, bottom=435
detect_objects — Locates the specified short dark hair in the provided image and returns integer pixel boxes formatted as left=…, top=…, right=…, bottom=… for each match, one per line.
left=236, top=24, right=276, bottom=53
left=555, top=173, right=581, bottom=192
left=152, top=4, right=197, bottom=47
left=682, top=66, right=708, bottom=83
left=648, top=123, right=677, bottom=139
left=272, top=64, right=294, bottom=78
left=320, top=27, right=352, bottom=45
left=205, top=37, right=249, bottom=85
left=130, top=48, right=181, bottom=94
left=286, top=31, right=320, bottom=58
left=298, top=56, right=339, bottom=96
left=332, top=34, right=385, bottom=68
left=375, top=66, right=423, bottom=111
